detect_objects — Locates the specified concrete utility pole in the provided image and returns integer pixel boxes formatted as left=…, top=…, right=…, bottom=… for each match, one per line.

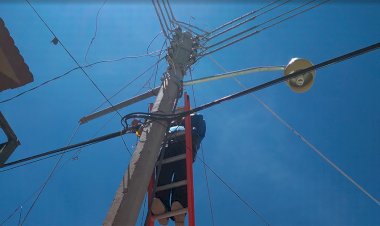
left=104, top=28, right=196, bottom=226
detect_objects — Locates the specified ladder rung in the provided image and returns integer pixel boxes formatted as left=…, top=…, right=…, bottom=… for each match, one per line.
left=156, top=180, right=187, bottom=192
left=153, top=207, right=188, bottom=220
left=161, top=153, right=186, bottom=165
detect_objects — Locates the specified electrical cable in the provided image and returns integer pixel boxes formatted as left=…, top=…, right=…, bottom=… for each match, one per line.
left=200, top=0, right=325, bottom=56
left=165, top=0, right=176, bottom=25
left=161, top=0, right=175, bottom=29
left=157, top=0, right=172, bottom=33
left=84, top=0, right=109, bottom=63
left=121, top=42, right=380, bottom=125
left=205, top=0, right=283, bottom=36
left=0, top=144, right=92, bottom=173
left=205, top=0, right=293, bottom=42
left=146, top=31, right=163, bottom=55
left=152, top=0, right=170, bottom=39
left=0, top=129, right=129, bottom=170
left=204, top=0, right=312, bottom=48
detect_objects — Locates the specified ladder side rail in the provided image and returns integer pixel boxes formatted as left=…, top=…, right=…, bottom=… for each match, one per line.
left=184, top=92, right=196, bottom=226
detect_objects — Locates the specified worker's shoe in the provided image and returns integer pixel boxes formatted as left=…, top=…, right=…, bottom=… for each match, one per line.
left=171, top=201, right=185, bottom=226
left=151, top=198, right=169, bottom=226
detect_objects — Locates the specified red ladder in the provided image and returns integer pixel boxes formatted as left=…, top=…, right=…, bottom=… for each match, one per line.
left=147, top=92, right=196, bottom=226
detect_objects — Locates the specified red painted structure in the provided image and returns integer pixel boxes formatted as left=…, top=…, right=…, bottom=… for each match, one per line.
left=147, top=92, right=196, bottom=226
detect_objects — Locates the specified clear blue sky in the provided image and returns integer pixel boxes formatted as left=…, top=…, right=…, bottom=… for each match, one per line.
left=1, top=1, right=379, bottom=226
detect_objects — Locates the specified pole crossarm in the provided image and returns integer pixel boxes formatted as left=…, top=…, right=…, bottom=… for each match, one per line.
left=79, top=66, right=284, bottom=125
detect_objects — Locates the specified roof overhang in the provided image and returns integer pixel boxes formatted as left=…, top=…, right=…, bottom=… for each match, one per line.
left=0, top=18, right=34, bottom=91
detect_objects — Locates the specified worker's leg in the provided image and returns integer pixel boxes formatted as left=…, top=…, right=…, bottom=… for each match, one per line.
left=152, top=147, right=175, bottom=225
left=171, top=158, right=187, bottom=225
left=171, top=159, right=187, bottom=207
left=155, top=147, right=175, bottom=210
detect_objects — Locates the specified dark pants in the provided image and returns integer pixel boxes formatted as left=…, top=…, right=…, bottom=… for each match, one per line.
left=155, top=140, right=189, bottom=211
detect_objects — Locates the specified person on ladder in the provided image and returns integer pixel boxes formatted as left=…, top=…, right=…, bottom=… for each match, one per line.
left=152, top=113, right=206, bottom=226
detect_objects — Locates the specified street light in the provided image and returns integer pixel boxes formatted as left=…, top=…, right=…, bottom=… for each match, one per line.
left=79, top=57, right=316, bottom=124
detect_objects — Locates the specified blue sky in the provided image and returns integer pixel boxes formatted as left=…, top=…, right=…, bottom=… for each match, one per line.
left=0, top=1, right=379, bottom=226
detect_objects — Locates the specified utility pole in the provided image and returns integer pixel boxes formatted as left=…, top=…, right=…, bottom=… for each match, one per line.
left=104, top=28, right=196, bottom=226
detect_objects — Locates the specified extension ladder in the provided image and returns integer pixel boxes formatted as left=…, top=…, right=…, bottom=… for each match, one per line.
left=147, top=92, right=196, bottom=226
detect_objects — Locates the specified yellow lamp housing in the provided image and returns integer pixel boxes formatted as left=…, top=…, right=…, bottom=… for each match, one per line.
left=284, top=58, right=316, bottom=93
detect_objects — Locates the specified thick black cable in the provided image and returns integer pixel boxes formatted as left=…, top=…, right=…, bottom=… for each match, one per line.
left=122, top=42, right=380, bottom=123
left=0, top=144, right=92, bottom=173
left=152, top=0, right=169, bottom=39
left=161, top=0, right=175, bottom=29
left=0, top=130, right=129, bottom=170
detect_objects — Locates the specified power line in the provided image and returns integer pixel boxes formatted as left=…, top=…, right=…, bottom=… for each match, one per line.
left=205, top=0, right=283, bottom=36
left=205, top=0, right=292, bottom=42
left=199, top=0, right=329, bottom=56
left=152, top=0, right=170, bottom=39
left=0, top=129, right=129, bottom=170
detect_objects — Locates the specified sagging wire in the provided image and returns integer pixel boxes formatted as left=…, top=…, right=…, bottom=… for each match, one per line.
left=147, top=31, right=164, bottom=56
left=198, top=0, right=329, bottom=57
left=84, top=0, right=109, bottom=63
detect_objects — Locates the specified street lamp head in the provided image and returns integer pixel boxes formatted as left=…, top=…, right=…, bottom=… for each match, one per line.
left=284, top=58, right=316, bottom=93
